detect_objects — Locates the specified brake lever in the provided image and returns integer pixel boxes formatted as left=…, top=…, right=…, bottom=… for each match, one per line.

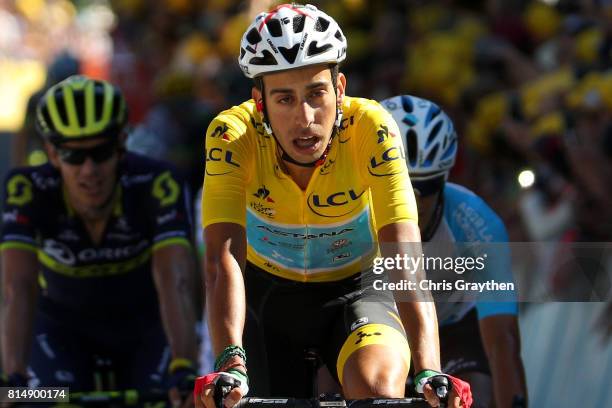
left=214, top=373, right=242, bottom=408
left=428, top=375, right=451, bottom=408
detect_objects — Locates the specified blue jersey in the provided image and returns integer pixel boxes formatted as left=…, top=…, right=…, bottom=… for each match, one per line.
left=0, top=152, right=193, bottom=327
left=426, top=183, right=518, bottom=325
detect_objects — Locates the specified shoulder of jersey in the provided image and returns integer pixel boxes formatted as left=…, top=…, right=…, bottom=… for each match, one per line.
left=444, top=182, right=507, bottom=235
left=4, top=163, right=59, bottom=193
left=343, top=96, right=388, bottom=118
left=119, top=152, right=182, bottom=186
left=211, top=100, right=259, bottom=140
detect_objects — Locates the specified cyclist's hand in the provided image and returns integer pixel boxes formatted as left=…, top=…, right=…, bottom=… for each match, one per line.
left=167, top=366, right=197, bottom=408
left=418, top=372, right=472, bottom=407
left=194, top=369, right=249, bottom=408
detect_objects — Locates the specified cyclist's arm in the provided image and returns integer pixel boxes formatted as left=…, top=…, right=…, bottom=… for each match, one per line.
left=152, top=243, right=198, bottom=362
left=203, top=223, right=247, bottom=356
left=1, top=247, right=38, bottom=376
left=479, top=315, right=527, bottom=407
left=378, top=222, right=441, bottom=373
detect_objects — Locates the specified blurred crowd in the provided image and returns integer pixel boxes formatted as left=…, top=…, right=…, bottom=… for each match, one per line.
left=1, top=0, right=611, bottom=297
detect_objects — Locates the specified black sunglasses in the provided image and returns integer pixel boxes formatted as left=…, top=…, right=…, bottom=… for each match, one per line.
left=56, top=140, right=120, bottom=165
left=412, top=175, right=446, bottom=197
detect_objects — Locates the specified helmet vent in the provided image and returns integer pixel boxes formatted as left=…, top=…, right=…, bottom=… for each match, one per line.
left=250, top=49, right=278, bottom=66
left=279, top=44, right=300, bottom=64
left=401, top=94, right=414, bottom=113
left=240, top=47, right=246, bottom=59
left=94, top=90, right=105, bottom=122
left=334, top=30, right=343, bottom=41
left=314, top=17, right=330, bottom=32
left=74, top=91, right=86, bottom=128
left=424, top=145, right=439, bottom=166
left=266, top=19, right=283, bottom=37
left=246, top=28, right=262, bottom=44
left=54, top=90, right=69, bottom=125
left=426, top=121, right=442, bottom=147
left=440, top=138, right=457, bottom=160
left=293, top=15, right=305, bottom=33
left=307, top=41, right=332, bottom=57
left=407, top=129, right=418, bottom=167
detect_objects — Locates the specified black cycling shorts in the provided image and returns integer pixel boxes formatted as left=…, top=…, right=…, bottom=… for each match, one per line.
left=243, top=263, right=409, bottom=398
left=28, top=302, right=170, bottom=392
left=439, top=309, right=491, bottom=376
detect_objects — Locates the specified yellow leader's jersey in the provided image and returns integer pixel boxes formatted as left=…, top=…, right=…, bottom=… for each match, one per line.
left=202, top=96, right=417, bottom=282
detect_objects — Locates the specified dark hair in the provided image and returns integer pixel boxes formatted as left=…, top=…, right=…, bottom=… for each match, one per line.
left=253, top=64, right=340, bottom=93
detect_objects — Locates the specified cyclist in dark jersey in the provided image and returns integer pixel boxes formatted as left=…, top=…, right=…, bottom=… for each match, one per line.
left=0, top=75, right=197, bottom=407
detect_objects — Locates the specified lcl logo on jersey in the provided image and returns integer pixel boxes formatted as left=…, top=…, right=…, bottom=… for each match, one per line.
left=307, top=189, right=364, bottom=218
left=205, top=148, right=240, bottom=166
left=368, top=146, right=406, bottom=177
left=205, top=148, right=241, bottom=176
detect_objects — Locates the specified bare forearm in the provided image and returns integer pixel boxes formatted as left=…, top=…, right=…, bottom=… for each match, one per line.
left=379, top=222, right=441, bottom=373
left=153, top=247, right=198, bottom=361
left=480, top=316, right=527, bottom=407
left=488, top=344, right=527, bottom=407
left=397, top=301, right=440, bottom=373
left=1, top=282, right=37, bottom=374
left=205, top=257, right=246, bottom=356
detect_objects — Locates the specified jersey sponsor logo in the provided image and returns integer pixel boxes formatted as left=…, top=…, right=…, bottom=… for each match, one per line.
left=259, top=236, right=305, bottom=250
left=307, top=189, right=364, bottom=218
left=350, top=317, right=369, bottom=331
left=205, top=148, right=241, bottom=175
left=256, top=225, right=354, bottom=240
left=367, top=146, right=406, bottom=177
left=327, top=238, right=351, bottom=253
left=453, top=202, right=493, bottom=242
left=6, top=174, right=33, bottom=206
left=115, top=217, right=132, bottom=232
left=338, top=115, right=354, bottom=143
left=153, top=171, right=180, bottom=207
left=31, top=172, right=60, bottom=190
left=2, top=209, right=29, bottom=225
left=253, top=185, right=275, bottom=203
left=58, top=229, right=80, bottom=242
left=120, top=173, right=154, bottom=187
left=43, top=239, right=76, bottom=264
left=354, top=328, right=382, bottom=345
left=250, top=202, right=275, bottom=218
left=319, top=158, right=336, bottom=175
left=376, top=124, right=398, bottom=144
left=263, top=261, right=282, bottom=273
left=42, top=238, right=149, bottom=266
left=157, top=209, right=178, bottom=225
left=210, top=123, right=233, bottom=142
left=333, top=252, right=351, bottom=262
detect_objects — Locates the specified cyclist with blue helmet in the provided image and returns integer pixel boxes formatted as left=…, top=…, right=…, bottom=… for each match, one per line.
left=382, top=95, right=528, bottom=407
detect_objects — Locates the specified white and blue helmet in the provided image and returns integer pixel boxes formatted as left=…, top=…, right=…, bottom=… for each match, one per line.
left=381, top=95, right=457, bottom=180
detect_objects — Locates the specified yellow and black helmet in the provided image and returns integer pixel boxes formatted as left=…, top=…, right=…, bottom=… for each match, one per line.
left=36, top=75, right=128, bottom=144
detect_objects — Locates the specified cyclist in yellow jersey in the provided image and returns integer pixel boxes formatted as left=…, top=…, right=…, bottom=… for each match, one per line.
left=196, top=4, right=471, bottom=408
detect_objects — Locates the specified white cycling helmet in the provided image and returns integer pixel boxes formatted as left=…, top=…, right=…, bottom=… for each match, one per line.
left=238, top=3, right=347, bottom=78
left=381, top=95, right=457, bottom=180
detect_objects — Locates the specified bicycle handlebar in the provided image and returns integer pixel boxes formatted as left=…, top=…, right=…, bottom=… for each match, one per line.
left=235, top=397, right=431, bottom=408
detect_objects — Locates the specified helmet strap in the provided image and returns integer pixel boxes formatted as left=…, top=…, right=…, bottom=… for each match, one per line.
left=421, top=192, right=445, bottom=242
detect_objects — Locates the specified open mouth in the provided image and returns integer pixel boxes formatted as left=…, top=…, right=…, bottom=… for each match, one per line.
left=293, top=136, right=321, bottom=152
